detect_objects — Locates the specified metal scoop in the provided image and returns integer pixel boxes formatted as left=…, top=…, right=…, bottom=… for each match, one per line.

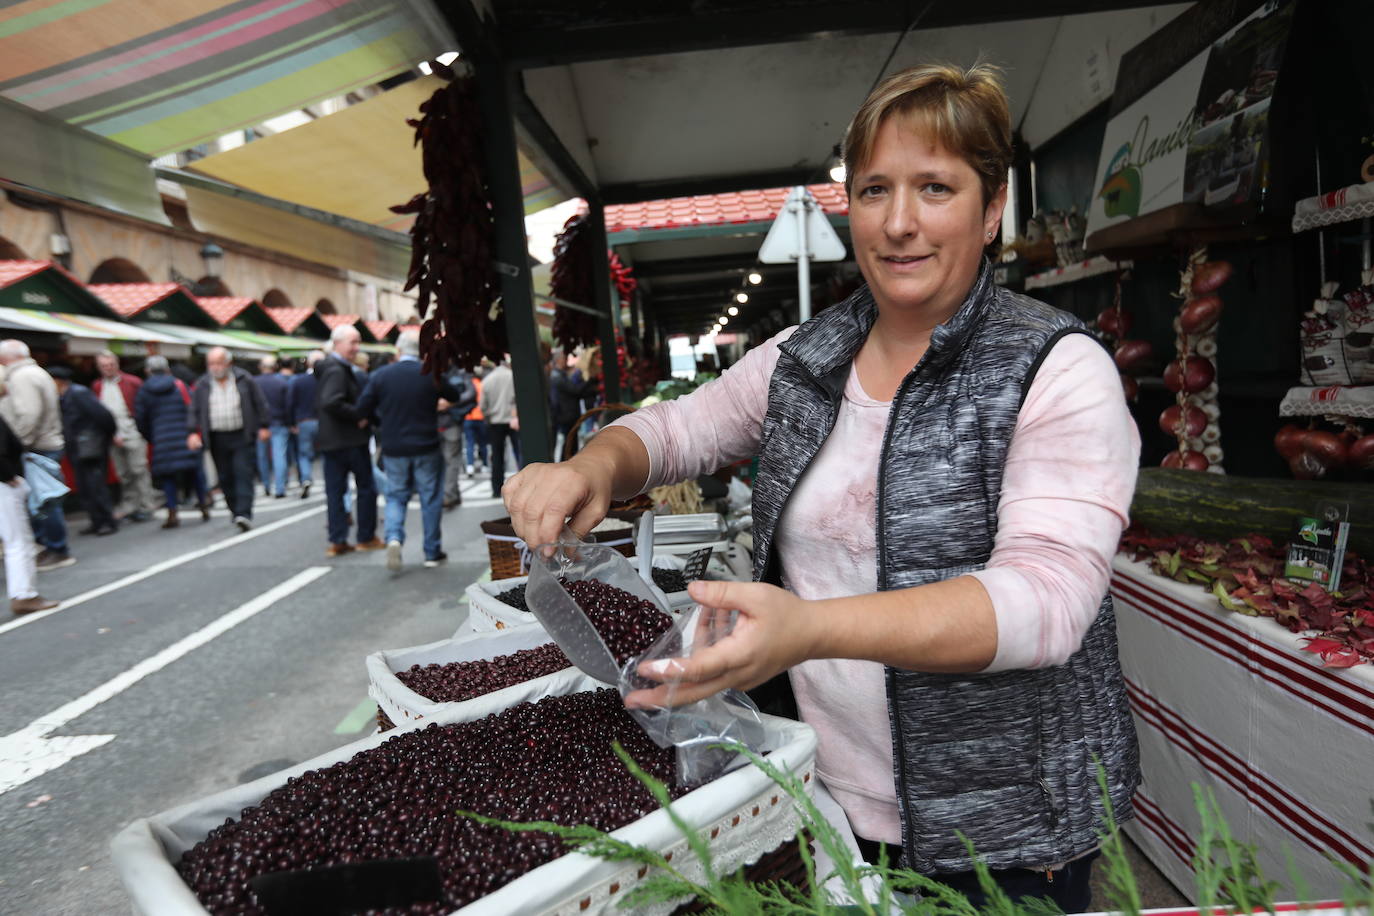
left=525, top=534, right=633, bottom=684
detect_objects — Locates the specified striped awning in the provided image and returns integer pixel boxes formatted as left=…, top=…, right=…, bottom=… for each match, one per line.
left=0, top=306, right=192, bottom=357
left=138, top=320, right=274, bottom=358
left=0, top=0, right=453, bottom=157
left=220, top=327, right=325, bottom=355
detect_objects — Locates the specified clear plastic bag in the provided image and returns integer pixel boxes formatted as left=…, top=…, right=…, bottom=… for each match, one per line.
left=526, top=535, right=766, bottom=787
left=620, top=603, right=768, bottom=786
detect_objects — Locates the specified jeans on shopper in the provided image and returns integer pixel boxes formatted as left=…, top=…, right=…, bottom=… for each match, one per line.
left=295, top=418, right=317, bottom=484
left=210, top=430, right=256, bottom=520
left=75, top=455, right=116, bottom=530
left=463, top=419, right=488, bottom=467
left=158, top=468, right=209, bottom=510
left=486, top=423, right=520, bottom=496
left=111, top=432, right=155, bottom=516
left=383, top=450, right=444, bottom=560
left=439, top=425, right=463, bottom=502
left=265, top=424, right=291, bottom=495
left=32, top=448, right=68, bottom=553
left=323, top=445, right=376, bottom=545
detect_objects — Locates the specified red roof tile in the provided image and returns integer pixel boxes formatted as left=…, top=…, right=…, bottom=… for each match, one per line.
left=320, top=314, right=362, bottom=329
left=364, top=320, right=395, bottom=341
left=262, top=306, right=317, bottom=334
left=0, top=260, right=52, bottom=288
left=87, top=283, right=183, bottom=318
left=194, top=296, right=258, bottom=326
left=604, top=183, right=847, bottom=234
left=397, top=323, right=422, bottom=336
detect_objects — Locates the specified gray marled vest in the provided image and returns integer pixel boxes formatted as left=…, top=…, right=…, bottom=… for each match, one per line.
left=752, top=263, right=1140, bottom=873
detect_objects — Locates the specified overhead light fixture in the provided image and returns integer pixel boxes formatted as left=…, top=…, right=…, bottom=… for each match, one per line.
left=828, top=142, right=846, bottom=184
left=728, top=306, right=739, bottom=316
left=436, top=51, right=460, bottom=66
left=735, top=292, right=748, bottom=304
left=748, top=271, right=763, bottom=285
left=417, top=60, right=433, bottom=75
left=719, top=315, right=730, bottom=325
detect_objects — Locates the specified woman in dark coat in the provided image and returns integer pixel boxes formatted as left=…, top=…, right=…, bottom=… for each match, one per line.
left=134, top=355, right=210, bottom=528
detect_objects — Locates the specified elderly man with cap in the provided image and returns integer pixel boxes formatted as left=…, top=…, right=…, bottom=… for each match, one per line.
left=48, top=365, right=119, bottom=536
left=188, top=347, right=270, bottom=532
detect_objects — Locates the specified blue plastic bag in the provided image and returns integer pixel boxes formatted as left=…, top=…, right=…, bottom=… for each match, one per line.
left=23, top=452, right=69, bottom=520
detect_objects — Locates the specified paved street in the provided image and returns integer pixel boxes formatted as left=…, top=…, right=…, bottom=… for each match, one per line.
left=0, top=473, right=508, bottom=915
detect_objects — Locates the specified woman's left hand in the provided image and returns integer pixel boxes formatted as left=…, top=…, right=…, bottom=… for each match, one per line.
left=624, top=580, right=819, bottom=709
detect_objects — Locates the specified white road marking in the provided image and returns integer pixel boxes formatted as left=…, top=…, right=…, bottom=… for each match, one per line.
left=0, top=504, right=327, bottom=637
left=0, top=567, right=330, bottom=796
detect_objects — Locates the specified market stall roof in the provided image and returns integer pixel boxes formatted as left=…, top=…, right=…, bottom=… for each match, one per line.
left=0, top=0, right=454, bottom=157
left=320, top=313, right=378, bottom=343
left=440, top=0, right=1189, bottom=336
left=0, top=260, right=119, bottom=318
left=262, top=306, right=330, bottom=339
left=88, top=283, right=217, bottom=328
left=605, top=183, right=848, bottom=234
left=365, top=320, right=398, bottom=343
left=184, top=76, right=567, bottom=233
left=138, top=321, right=274, bottom=360
left=0, top=307, right=191, bottom=359
left=220, top=329, right=327, bottom=357
left=193, top=296, right=281, bottom=335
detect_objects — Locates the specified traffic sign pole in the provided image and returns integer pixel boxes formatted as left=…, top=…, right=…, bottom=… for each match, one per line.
left=795, top=195, right=811, bottom=322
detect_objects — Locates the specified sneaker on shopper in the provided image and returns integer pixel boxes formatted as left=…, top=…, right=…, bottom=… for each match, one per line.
left=355, top=537, right=385, bottom=551
left=423, top=551, right=447, bottom=569
left=35, top=549, right=75, bottom=571
left=325, top=542, right=354, bottom=558
left=233, top=515, right=252, bottom=532
left=11, top=595, right=58, bottom=615
left=386, top=539, right=402, bottom=571
left=465, top=464, right=474, bottom=477
left=299, top=483, right=311, bottom=500
left=199, top=500, right=212, bottom=522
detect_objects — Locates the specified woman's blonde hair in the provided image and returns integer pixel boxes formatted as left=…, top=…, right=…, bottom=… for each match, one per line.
left=842, top=61, right=1012, bottom=205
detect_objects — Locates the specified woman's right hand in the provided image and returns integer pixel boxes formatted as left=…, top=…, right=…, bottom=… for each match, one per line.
left=502, top=454, right=614, bottom=551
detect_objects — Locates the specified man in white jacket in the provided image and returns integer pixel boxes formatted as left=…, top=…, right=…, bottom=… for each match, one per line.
left=0, top=339, right=74, bottom=570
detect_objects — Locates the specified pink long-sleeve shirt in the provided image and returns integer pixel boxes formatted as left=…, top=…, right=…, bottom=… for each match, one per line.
left=612, top=326, right=1139, bottom=843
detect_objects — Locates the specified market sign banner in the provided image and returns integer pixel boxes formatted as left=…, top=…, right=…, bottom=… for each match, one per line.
left=1086, top=0, right=1294, bottom=239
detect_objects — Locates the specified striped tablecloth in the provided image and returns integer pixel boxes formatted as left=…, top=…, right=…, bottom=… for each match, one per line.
left=1110, top=556, right=1374, bottom=901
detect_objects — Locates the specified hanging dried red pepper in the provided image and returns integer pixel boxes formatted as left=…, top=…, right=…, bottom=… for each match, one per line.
left=391, top=65, right=506, bottom=375
left=550, top=212, right=598, bottom=352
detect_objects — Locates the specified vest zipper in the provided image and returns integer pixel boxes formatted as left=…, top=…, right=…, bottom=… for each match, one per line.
left=877, top=352, right=934, bottom=863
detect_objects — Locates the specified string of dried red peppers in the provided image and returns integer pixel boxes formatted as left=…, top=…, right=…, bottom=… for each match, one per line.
left=391, top=66, right=507, bottom=374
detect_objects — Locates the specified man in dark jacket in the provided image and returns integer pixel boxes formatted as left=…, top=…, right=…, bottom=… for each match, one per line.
left=48, top=366, right=118, bottom=536
left=254, top=356, right=292, bottom=499
left=356, top=330, right=461, bottom=570
left=187, top=346, right=269, bottom=532
left=135, top=356, right=210, bottom=529
left=436, top=366, right=476, bottom=509
left=288, top=351, right=322, bottom=499
left=549, top=350, right=595, bottom=461
left=315, top=327, right=380, bottom=557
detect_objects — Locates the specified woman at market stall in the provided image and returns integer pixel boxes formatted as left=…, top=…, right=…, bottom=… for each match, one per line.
left=502, top=62, right=1141, bottom=912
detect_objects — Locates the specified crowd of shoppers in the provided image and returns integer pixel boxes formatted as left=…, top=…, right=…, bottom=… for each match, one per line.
left=0, top=331, right=596, bottom=616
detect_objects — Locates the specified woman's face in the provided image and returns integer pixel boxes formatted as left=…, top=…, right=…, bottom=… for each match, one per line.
left=849, top=116, right=1006, bottom=321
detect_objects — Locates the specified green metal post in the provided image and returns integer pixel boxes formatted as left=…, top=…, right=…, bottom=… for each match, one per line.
left=586, top=205, right=621, bottom=404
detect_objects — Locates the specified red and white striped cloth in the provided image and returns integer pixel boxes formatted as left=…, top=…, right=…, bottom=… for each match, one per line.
left=1111, top=556, right=1374, bottom=901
